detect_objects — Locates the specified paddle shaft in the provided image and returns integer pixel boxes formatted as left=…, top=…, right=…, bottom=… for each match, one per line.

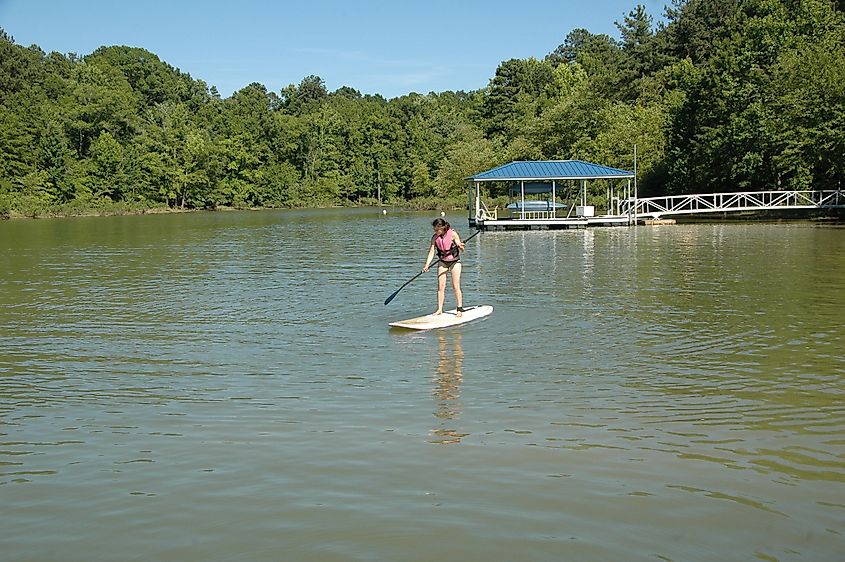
left=384, top=229, right=480, bottom=305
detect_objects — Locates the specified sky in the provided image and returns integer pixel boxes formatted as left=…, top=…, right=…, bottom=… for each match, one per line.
left=0, top=0, right=669, bottom=99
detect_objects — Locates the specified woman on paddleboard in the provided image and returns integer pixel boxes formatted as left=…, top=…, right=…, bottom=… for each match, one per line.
left=423, top=218, right=465, bottom=316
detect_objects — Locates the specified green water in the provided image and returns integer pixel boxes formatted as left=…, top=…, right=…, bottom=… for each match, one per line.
left=1, top=209, right=843, bottom=561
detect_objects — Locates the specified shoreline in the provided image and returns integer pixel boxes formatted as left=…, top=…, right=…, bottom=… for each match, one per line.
left=2, top=201, right=841, bottom=223
left=0, top=200, right=469, bottom=221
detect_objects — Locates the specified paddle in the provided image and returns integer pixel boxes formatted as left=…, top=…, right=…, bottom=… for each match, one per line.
left=384, top=229, right=480, bottom=305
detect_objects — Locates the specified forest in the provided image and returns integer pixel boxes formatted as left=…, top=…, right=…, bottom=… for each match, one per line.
left=1, top=0, right=844, bottom=218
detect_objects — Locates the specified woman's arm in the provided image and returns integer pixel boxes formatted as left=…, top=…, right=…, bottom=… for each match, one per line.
left=453, top=232, right=465, bottom=252
left=423, top=241, right=436, bottom=272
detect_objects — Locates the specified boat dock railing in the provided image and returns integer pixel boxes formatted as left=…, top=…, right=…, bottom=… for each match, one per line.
left=621, top=189, right=845, bottom=219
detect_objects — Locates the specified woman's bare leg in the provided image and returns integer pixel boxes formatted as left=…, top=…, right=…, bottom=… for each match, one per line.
left=435, top=263, right=448, bottom=314
left=451, top=263, right=463, bottom=316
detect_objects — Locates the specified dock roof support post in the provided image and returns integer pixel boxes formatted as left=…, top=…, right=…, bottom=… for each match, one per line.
left=521, top=180, right=525, bottom=219
left=468, top=180, right=473, bottom=223
left=633, top=144, right=638, bottom=224
left=474, top=181, right=480, bottom=223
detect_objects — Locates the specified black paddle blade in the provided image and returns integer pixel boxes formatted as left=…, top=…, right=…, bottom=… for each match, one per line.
left=383, top=291, right=400, bottom=306
left=384, top=269, right=425, bottom=305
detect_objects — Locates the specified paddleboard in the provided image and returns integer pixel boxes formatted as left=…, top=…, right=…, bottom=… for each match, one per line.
left=389, top=305, right=493, bottom=330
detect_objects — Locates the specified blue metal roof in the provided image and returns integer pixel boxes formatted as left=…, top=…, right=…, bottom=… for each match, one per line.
left=469, top=160, right=634, bottom=181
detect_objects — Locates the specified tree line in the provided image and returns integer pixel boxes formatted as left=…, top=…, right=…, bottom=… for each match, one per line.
left=1, top=0, right=843, bottom=218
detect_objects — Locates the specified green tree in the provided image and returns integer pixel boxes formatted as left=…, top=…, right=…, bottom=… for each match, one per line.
left=433, top=124, right=501, bottom=200
left=546, top=29, right=594, bottom=66
left=89, top=131, right=127, bottom=199
left=483, top=58, right=555, bottom=138
left=767, top=2, right=845, bottom=189
left=86, top=46, right=198, bottom=107
left=280, top=75, right=329, bottom=115
left=66, top=61, right=137, bottom=157
left=663, top=0, right=845, bottom=194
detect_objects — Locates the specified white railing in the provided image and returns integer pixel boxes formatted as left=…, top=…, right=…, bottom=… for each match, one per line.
left=620, top=190, right=845, bottom=219
left=477, top=200, right=498, bottom=221
left=516, top=210, right=554, bottom=220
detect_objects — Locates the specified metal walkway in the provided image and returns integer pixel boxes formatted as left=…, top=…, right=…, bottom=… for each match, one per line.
left=620, top=190, right=845, bottom=219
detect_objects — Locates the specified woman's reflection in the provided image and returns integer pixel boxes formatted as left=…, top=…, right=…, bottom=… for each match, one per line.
left=429, top=331, right=467, bottom=444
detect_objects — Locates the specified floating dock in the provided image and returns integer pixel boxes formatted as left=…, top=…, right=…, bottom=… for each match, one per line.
left=470, top=214, right=631, bottom=231
left=466, top=160, right=638, bottom=232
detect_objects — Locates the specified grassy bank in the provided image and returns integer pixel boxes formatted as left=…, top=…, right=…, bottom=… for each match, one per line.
left=0, top=194, right=172, bottom=219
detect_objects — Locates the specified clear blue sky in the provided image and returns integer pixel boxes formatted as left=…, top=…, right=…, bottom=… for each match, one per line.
left=0, top=0, right=668, bottom=99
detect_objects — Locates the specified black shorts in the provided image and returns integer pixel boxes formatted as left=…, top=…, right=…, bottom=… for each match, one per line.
left=438, top=259, right=460, bottom=269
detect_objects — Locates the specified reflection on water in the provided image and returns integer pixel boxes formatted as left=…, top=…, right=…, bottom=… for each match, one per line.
left=430, top=331, right=465, bottom=444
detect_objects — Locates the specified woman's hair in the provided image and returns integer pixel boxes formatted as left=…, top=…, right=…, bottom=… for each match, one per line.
left=432, top=217, right=450, bottom=230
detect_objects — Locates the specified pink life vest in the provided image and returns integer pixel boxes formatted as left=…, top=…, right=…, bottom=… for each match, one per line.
left=434, top=228, right=460, bottom=262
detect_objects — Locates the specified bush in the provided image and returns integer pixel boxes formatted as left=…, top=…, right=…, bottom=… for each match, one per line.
left=0, top=194, right=10, bottom=219
left=10, top=195, right=50, bottom=218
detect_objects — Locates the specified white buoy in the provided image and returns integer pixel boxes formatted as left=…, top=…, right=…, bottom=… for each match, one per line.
left=440, top=211, right=445, bottom=217
left=382, top=209, right=387, bottom=215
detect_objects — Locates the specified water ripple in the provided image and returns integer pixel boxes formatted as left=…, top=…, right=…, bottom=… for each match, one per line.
left=1, top=215, right=843, bottom=560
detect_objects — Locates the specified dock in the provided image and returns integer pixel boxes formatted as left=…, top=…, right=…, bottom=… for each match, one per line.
left=470, top=214, right=631, bottom=231
left=466, top=160, right=637, bottom=232
left=465, top=161, right=845, bottom=231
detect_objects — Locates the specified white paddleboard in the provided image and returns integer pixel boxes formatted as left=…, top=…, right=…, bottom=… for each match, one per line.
left=389, top=305, right=493, bottom=330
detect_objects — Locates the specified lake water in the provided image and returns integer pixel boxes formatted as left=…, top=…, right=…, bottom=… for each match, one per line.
left=1, top=209, right=843, bottom=561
